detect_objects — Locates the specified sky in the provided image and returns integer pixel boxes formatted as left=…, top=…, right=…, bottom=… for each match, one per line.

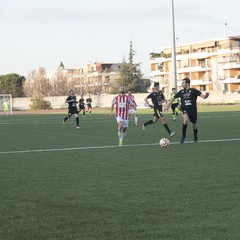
left=0, top=0, right=239, bottom=78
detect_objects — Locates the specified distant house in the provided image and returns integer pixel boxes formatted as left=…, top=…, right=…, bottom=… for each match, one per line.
left=49, top=62, right=121, bottom=94
left=150, top=35, right=240, bottom=94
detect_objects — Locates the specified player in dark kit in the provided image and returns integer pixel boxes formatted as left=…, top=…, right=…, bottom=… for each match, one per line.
left=86, top=94, right=92, bottom=115
left=165, top=77, right=210, bottom=143
left=79, top=95, right=86, bottom=117
left=63, top=90, right=80, bottom=129
left=142, top=82, right=176, bottom=137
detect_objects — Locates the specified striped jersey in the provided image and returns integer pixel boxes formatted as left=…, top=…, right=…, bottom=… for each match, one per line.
left=128, top=94, right=136, bottom=110
left=112, top=94, right=132, bottom=120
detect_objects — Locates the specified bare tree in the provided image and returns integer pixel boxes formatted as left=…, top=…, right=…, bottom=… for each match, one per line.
left=50, top=69, right=69, bottom=96
left=24, top=68, right=51, bottom=97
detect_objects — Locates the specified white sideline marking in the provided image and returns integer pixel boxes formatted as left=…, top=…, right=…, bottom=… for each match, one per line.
left=0, top=113, right=240, bottom=125
left=0, top=138, right=240, bottom=155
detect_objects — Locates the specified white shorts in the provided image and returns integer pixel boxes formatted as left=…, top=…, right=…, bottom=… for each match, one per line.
left=116, top=116, right=129, bottom=128
left=128, top=109, right=136, bottom=115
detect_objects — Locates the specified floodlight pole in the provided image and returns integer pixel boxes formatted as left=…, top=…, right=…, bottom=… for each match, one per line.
left=171, top=0, right=178, bottom=90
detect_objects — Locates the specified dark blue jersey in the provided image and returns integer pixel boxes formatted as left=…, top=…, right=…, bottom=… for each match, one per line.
left=86, top=98, right=92, bottom=104
left=66, top=95, right=78, bottom=109
left=79, top=98, right=85, bottom=109
left=147, top=91, right=165, bottom=110
left=174, top=88, right=201, bottom=111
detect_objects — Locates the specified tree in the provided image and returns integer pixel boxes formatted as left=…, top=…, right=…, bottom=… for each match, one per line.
left=0, top=73, right=25, bottom=97
left=24, top=68, right=51, bottom=97
left=118, top=41, right=145, bottom=92
left=50, top=69, right=69, bottom=96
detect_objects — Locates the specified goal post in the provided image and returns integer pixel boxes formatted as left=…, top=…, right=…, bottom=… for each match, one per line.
left=0, top=94, right=13, bottom=115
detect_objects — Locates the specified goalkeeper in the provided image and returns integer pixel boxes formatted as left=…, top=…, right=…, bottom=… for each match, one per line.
left=3, top=99, right=10, bottom=116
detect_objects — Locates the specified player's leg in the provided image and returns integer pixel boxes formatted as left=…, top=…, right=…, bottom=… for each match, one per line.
left=171, top=104, right=176, bottom=121
left=181, top=111, right=189, bottom=143
left=192, top=123, right=198, bottom=142
left=73, top=108, right=80, bottom=129
left=116, top=116, right=124, bottom=140
left=132, top=109, right=138, bottom=126
left=142, top=118, right=154, bottom=130
left=142, top=111, right=158, bottom=130
left=119, top=120, right=128, bottom=146
left=74, top=113, right=80, bottom=129
left=63, top=111, right=71, bottom=123
left=118, top=121, right=124, bottom=146
left=175, top=105, right=180, bottom=116
left=116, top=117, right=127, bottom=146
left=159, top=115, right=175, bottom=137
left=190, top=112, right=198, bottom=142
left=134, top=113, right=138, bottom=126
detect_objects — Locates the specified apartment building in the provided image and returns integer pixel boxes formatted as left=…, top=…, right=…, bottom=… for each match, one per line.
left=150, top=36, right=240, bottom=94
left=77, top=62, right=121, bottom=94
left=50, top=62, right=121, bottom=94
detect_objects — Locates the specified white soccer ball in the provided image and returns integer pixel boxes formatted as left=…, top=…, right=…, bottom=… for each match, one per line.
left=159, top=138, right=170, bottom=148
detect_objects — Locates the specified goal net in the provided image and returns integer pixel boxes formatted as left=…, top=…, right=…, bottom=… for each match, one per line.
left=0, top=94, right=13, bottom=115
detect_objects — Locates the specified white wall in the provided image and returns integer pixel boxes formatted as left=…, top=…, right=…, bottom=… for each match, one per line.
left=12, top=92, right=240, bottom=110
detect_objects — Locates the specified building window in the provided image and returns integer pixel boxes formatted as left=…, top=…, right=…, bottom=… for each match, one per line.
left=200, top=85, right=206, bottom=91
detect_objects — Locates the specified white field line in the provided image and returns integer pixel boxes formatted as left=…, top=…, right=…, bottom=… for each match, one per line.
left=0, top=113, right=240, bottom=125
left=0, top=138, right=240, bottom=155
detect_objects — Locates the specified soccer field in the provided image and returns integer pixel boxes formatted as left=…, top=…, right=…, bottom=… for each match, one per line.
left=1, top=106, right=240, bottom=240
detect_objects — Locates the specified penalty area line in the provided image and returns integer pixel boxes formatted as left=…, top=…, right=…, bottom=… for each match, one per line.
left=0, top=138, right=240, bottom=155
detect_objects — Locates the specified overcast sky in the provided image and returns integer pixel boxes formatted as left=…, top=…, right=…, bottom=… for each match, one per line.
left=0, top=0, right=239, bottom=78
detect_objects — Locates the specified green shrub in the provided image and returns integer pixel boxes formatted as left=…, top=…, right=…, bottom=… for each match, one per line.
left=30, top=97, right=52, bottom=110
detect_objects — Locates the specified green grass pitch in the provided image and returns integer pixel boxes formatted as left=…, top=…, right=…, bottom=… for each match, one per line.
left=0, top=106, right=240, bottom=240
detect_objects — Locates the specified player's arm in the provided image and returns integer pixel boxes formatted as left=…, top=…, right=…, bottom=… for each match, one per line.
left=110, top=100, right=115, bottom=118
left=134, top=101, right=137, bottom=111
left=65, top=97, right=69, bottom=103
left=161, top=94, right=167, bottom=105
left=144, top=97, right=153, bottom=108
left=200, top=92, right=210, bottom=99
left=66, top=97, right=77, bottom=103
left=164, top=97, right=174, bottom=112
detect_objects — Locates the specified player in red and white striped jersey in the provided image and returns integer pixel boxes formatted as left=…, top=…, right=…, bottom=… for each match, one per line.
left=128, top=91, right=138, bottom=126
left=110, top=86, right=134, bottom=146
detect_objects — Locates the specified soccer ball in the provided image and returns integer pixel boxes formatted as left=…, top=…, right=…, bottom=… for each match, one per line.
left=159, top=138, right=170, bottom=148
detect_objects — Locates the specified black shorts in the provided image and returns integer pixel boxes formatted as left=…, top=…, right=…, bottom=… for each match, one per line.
left=87, top=103, right=92, bottom=108
left=153, top=107, right=163, bottom=118
left=182, top=109, right=197, bottom=123
left=68, top=107, right=79, bottom=115
left=171, top=103, right=178, bottom=112
left=79, top=104, right=85, bottom=110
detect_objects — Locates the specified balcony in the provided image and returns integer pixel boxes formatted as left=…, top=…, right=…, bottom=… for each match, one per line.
left=150, top=69, right=167, bottom=76
left=222, top=62, right=240, bottom=70
left=220, top=77, right=240, bottom=84
left=190, top=79, right=209, bottom=86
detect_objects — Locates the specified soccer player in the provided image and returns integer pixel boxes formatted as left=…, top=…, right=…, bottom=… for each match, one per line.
left=110, top=86, right=134, bottom=146
left=142, top=82, right=176, bottom=137
left=127, top=90, right=138, bottom=126
left=169, top=88, right=179, bottom=121
left=86, top=94, right=92, bottom=115
left=63, top=90, right=80, bottom=129
left=79, top=95, right=86, bottom=117
left=3, top=99, right=10, bottom=116
left=164, top=77, right=210, bottom=143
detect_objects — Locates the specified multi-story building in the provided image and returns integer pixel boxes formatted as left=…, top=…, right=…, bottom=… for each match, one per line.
left=77, top=62, right=121, bottom=94
left=50, top=62, right=121, bottom=94
left=150, top=36, right=240, bottom=94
